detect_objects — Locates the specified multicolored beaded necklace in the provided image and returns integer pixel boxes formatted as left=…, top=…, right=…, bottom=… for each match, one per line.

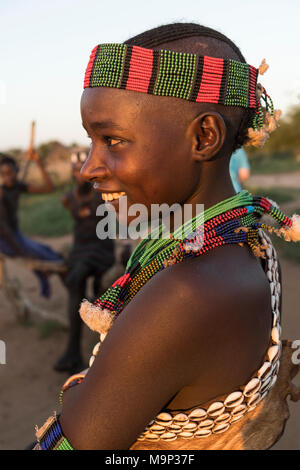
left=80, top=190, right=299, bottom=335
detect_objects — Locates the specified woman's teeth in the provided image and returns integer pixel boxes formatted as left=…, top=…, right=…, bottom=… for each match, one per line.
left=102, top=192, right=126, bottom=202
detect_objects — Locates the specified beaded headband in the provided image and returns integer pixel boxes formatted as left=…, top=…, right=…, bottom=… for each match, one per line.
left=84, top=43, right=258, bottom=107
left=83, top=44, right=280, bottom=146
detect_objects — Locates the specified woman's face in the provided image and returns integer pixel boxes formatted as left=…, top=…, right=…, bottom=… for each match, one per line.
left=80, top=87, right=201, bottom=223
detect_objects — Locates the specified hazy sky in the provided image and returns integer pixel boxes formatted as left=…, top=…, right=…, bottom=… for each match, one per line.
left=1, top=0, right=299, bottom=150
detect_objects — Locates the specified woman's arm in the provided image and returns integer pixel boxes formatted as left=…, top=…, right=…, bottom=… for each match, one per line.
left=59, top=263, right=212, bottom=450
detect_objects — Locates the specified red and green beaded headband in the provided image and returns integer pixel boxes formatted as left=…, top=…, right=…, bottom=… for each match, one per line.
left=84, top=43, right=278, bottom=137
left=84, top=43, right=259, bottom=108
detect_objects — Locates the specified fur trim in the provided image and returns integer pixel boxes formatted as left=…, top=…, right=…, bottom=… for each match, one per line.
left=245, top=127, right=269, bottom=148
left=280, top=214, right=300, bottom=242
left=266, top=197, right=279, bottom=209
left=79, top=299, right=114, bottom=334
left=258, top=58, right=269, bottom=75
left=252, top=245, right=267, bottom=259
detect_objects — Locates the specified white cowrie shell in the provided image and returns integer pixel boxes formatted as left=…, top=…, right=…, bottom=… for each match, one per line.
left=257, top=361, right=272, bottom=381
left=243, top=378, right=261, bottom=397
left=160, top=432, right=177, bottom=441
left=173, top=413, right=189, bottom=424
left=100, top=332, right=107, bottom=342
left=224, top=391, right=244, bottom=408
left=247, top=392, right=261, bottom=407
left=231, top=403, right=247, bottom=417
left=269, top=374, right=278, bottom=389
left=89, top=355, right=95, bottom=367
left=149, top=424, right=165, bottom=434
left=271, top=295, right=276, bottom=310
left=213, top=422, right=230, bottom=434
left=168, top=424, right=181, bottom=433
left=260, top=376, right=272, bottom=393
left=198, top=419, right=214, bottom=429
left=188, top=408, right=207, bottom=421
left=207, top=402, right=225, bottom=417
left=92, top=342, right=101, bottom=356
left=182, top=422, right=198, bottom=431
left=155, top=412, right=173, bottom=425
left=144, top=432, right=160, bottom=441
left=271, top=326, right=280, bottom=344
left=268, top=260, right=273, bottom=271
left=178, top=431, right=194, bottom=439
left=267, top=345, right=280, bottom=362
left=266, top=247, right=272, bottom=259
left=195, top=429, right=212, bottom=437
left=214, top=413, right=231, bottom=424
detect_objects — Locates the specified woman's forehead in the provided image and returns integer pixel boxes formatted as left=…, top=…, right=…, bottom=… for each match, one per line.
left=81, top=86, right=191, bottom=132
left=81, top=87, right=147, bottom=122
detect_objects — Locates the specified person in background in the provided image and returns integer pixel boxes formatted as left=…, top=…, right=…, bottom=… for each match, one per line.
left=0, top=153, right=63, bottom=297
left=54, top=151, right=115, bottom=374
left=229, top=147, right=251, bottom=193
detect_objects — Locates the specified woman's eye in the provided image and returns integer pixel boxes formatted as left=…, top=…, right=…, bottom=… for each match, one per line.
left=105, top=137, right=121, bottom=147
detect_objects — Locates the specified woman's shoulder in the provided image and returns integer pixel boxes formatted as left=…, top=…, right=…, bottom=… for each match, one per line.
left=145, top=243, right=271, bottom=323
left=132, top=243, right=272, bottom=397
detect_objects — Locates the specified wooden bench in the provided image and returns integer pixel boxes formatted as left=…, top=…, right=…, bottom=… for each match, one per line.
left=0, top=254, right=68, bottom=326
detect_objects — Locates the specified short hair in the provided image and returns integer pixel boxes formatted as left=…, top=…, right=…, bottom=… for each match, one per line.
left=0, top=154, right=19, bottom=173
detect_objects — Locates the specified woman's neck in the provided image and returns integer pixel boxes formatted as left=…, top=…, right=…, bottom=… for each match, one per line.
left=185, top=158, right=236, bottom=213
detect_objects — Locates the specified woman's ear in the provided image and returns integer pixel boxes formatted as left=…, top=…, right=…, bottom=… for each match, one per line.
left=189, top=112, right=227, bottom=162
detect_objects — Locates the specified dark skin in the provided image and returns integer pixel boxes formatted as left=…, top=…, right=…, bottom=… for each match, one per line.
left=59, top=37, right=272, bottom=449
left=0, top=153, right=53, bottom=193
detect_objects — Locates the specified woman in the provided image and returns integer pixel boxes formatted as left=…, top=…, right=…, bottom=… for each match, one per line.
left=34, top=23, right=300, bottom=450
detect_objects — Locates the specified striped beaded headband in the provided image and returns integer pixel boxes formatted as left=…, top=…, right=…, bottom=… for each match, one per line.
left=84, top=43, right=259, bottom=109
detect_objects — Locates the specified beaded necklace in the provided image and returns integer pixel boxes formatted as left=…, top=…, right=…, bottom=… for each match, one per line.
left=80, top=190, right=299, bottom=336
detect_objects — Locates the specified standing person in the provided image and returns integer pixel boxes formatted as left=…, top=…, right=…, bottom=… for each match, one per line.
left=54, top=151, right=115, bottom=374
left=34, top=23, right=300, bottom=450
left=229, top=147, right=251, bottom=193
left=0, top=153, right=63, bottom=297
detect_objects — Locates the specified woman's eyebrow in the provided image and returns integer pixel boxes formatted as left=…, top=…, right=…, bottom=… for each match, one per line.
left=89, top=120, right=127, bottom=132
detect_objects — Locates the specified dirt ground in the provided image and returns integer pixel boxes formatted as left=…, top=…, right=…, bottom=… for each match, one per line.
left=0, top=231, right=299, bottom=450
left=248, top=171, right=300, bottom=189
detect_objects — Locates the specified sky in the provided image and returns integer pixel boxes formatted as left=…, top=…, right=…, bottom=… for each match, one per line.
left=0, top=0, right=300, bottom=150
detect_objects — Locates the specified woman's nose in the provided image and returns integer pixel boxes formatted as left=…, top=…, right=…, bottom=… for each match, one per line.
left=80, top=152, right=110, bottom=183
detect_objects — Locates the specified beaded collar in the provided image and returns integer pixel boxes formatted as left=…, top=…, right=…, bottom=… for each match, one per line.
left=79, top=190, right=294, bottom=337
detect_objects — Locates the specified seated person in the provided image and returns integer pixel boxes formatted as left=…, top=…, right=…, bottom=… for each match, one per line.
left=0, top=153, right=63, bottom=297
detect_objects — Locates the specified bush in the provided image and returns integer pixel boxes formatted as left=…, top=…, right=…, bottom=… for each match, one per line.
left=19, top=188, right=73, bottom=237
